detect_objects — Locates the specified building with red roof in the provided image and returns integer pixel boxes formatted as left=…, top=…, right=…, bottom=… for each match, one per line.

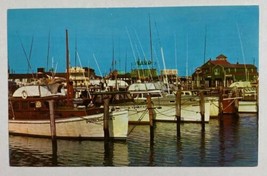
left=192, top=54, right=258, bottom=88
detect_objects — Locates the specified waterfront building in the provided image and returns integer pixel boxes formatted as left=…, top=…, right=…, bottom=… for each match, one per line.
left=192, top=54, right=258, bottom=88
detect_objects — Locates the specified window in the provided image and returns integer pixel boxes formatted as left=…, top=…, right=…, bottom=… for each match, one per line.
left=214, top=68, right=220, bottom=75
left=30, top=102, right=35, bottom=108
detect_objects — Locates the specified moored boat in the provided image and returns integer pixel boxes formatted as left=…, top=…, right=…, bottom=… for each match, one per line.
left=126, top=82, right=210, bottom=123
left=8, top=83, right=129, bottom=140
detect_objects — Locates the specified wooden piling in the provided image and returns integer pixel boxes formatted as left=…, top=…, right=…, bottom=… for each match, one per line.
left=103, top=97, right=110, bottom=141
left=175, top=89, right=181, bottom=138
left=147, top=95, right=154, bottom=142
left=233, top=88, right=239, bottom=114
left=48, top=100, right=58, bottom=165
left=199, top=91, right=205, bottom=131
left=48, top=100, right=56, bottom=140
left=218, top=86, right=223, bottom=117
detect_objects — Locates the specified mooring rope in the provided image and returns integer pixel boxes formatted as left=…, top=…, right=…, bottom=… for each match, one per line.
left=127, top=108, right=149, bottom=135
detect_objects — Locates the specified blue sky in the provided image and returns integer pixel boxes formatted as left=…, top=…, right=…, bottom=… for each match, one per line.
left=7, top=6, right=259, bottom=76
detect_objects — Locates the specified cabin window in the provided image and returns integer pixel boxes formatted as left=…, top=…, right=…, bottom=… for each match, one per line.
left=132, top=93, right=140, bottom=98
left=150, top=93, right=162, bottom=97
left=29, top=102, right=35, bottom=108
left=44, top=101, right=49, bottom=108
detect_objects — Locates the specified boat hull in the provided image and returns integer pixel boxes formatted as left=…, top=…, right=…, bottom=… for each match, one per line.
left=122, top=102, right=210, bottom=123
left=154, top=102, right=210, bottom=122
left=9, top=110, right=129, bottom=140
left=238, top=101, right=257, bottom=113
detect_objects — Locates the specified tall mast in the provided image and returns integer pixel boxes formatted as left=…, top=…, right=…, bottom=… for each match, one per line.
left=46, top=31, right=51, bottom=71
left=148, top=14, right=154, bottom=82
left=66, top=29, right=71, bottom=104
left=149, top=14, right=153, bottom=70
left=203, top=26, right=207, bottom=64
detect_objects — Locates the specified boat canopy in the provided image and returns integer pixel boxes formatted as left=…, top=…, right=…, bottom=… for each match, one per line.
left=89, top=79, right=128, bottom=89
left=229, top=81, right=252, bottom=88
left=13, top=85, right=66, bottom=98
left=128, top=82, right=163, bottom=92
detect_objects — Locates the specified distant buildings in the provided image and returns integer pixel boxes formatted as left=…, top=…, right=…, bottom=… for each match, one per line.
left=192, top=54, right=258, bottom=88
left=9, top=54, right=258, bottom=90
left=9, top=67, right=97, bottom=86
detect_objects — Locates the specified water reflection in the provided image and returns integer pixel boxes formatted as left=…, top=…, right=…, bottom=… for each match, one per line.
left=9, top=136, right=129, bottom=166
left=9, top=114, right=258, bottom=166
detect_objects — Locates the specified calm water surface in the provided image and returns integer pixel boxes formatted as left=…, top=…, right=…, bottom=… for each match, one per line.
left=9, top=113, right=258, bottom=167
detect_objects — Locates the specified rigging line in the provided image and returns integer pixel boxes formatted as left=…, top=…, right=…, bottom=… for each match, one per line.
left=28, top=35, right=34, bottom=67
left=16, top=31, right=34, bottom=78
left=203, top=25, right=207, bottom=64
left=154, top=21, right=162, bottom=48
left=134, top=29, right=147, bottom=59
left=126, top=27, right=140, bottom=79
left=236, top=23, right=248, bottom=81
left=186, top=33, right=189, bottom=89
left=149, top=14, right=153, bottom=68
left=77, top=51, right=91, bottom=98
left=75, top=34, right=78, bottom=68
left=46, top=30, right=51, bottom=71
left=134, top=29, right=153, bottom=80
left=134, top=43, right=145, bottom=78
left=92, top=54, right=103, bottom=78
left=174, top=32, right=178, bottom=72
left=153, top=47, right=161, bottom=80
left=161, top=47, right=170, bottom=94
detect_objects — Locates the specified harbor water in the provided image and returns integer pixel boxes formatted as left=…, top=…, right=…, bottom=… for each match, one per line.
left=9, top=113, right=258, bottom=167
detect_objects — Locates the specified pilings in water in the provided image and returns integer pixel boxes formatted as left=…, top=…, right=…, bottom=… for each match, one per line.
left=175, top=89, right=181, bottom=138
left=103, top=97, right=110, bottom=141
left=146, top=95, right=154, bottom=143
left=199, top=91, right=205, bottom=132
left=218, top=86, right=223, bottom=117
left=48, top=100, right=56, bottom=140
left=48, top=99, right=58, bottom=166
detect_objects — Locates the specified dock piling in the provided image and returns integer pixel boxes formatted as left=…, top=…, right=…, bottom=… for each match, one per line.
left=176, top=89, right=181, bottom=138
left=218, top=86, right=223, bottom=118
left=199, top=91, right=205, bottom=131
left=48, top=100, right=56, bottom=140
left=48, top=99, right=58, bottom=166
left=103, top=97, right=110, bottom=141
left=147, top=95, right=154, bottom=142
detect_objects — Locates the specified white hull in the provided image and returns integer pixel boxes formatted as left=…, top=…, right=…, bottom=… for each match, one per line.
left=9, top=110, right=129, bottom=140
left=238, top=101, right=257, bottom=113
left=205, top=97, right=219, bottom=117
left=122, top=102, right=210, bottom=123
left=154, top=102, right=210, bottom=122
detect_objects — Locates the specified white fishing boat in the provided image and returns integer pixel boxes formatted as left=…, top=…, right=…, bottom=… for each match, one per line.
left=125, top=82, right=210, bottom=123
left=229, top=81, right=258, bottom=113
